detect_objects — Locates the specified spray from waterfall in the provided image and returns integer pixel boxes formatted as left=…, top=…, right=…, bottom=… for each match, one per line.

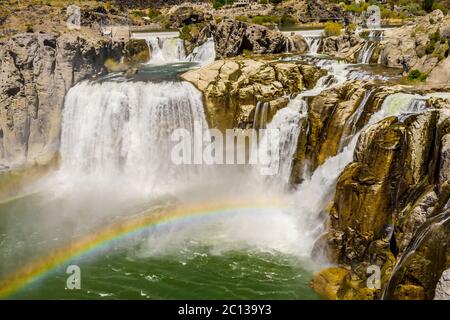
left=59, top=80, right=208, bottom=195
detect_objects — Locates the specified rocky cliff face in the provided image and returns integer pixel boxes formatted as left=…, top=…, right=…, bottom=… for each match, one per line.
left=380, top=10, right=449, bottom=80
left=181, top=58, right=325, bottom=131
left=310, top=89, right=450, bottom=300
left=0, top=32, right=123, bottom=170
left=182, top=19, right=307, bottom=59
left=321, top=33, right=365, bottom=62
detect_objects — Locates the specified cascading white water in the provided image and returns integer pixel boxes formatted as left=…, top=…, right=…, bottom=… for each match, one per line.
left=338, top=88, right=376, bottom=149
left=358, top=42, right=376, bottom=64
left=253, top=102, right=270, bottom=130
left=368, top=30, right=385, bottom=41
left=146, top=36, right=187, bottom=64
left=133, top=32, right=216, bottom=66
left=186, top=37, right=216, bottom=65
left=257, top=99, right=308, bottom=189
left=291, top=91, right=448, bottom=254
left=60, top=80, right=208, bottom=194
left=305, top=37, right=322, bottom=55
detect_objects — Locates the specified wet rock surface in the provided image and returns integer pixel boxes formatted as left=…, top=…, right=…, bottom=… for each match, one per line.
left=181, top=58, right=325, bottom=131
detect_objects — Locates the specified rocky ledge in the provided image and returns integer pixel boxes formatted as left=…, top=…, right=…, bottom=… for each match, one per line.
left=181, top=58, right=325, bottom=131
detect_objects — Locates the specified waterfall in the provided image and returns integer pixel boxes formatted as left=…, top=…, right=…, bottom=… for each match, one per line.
left=133, top=32, right=216, bottom=66
left=368, top=30, right=384, bottom=41
left=382, top=209, right=450, bottom=299
left=146, top=36, right=187, bottom=64
left=59, top=81, right=208, bottom=193
left=358, top=42, right=376, bottom=64
left=257, top=99, right=308, bottom=189
left=253, top=102, right=270, bottom=130
left=305, top=37, right=322, bottom=55
left=339, top=88, right=376, bottom=150
left=186, top=38, right=216, bottom=65
left=292, top=91, right=444, bottom=254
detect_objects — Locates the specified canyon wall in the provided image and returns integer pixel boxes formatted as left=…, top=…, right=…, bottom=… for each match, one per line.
left=0, top=32, right=123, bottom=170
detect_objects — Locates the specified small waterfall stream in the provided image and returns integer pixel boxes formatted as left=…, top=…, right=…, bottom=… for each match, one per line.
left=305, top=37, right=322, bottom=55
left=358, top=42, right=376, bottom=64
left=253, top=102, right=270, bottom=130
left=134, top=32, right=216, bottom=66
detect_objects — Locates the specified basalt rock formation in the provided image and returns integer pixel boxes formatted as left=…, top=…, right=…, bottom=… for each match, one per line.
left=0, top=32, right=123, bottom=170
left=167, top=4, right=213, bottom=29
left=311, top=90, right=450, bottom=300
left=181, top=59, right=325, bottom=131
left=321, top=32, right=365, bottom=62
left=182, top=19, right=307, bottom=59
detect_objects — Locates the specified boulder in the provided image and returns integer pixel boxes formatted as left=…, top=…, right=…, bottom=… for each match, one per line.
left=212, top=20, right=288, bottom=58
left=321, top=33, right=365, bottom=62
left=168, top=5, right=212, bottom=28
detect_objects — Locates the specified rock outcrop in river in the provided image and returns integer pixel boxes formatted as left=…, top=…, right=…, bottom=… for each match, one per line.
left=181, top=58, right=325, bottom=131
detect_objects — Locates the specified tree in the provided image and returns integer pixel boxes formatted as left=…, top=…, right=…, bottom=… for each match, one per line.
left=422, top=0, right=435, bottom=12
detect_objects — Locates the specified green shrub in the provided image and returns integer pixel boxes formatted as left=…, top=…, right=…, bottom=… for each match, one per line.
left=131, top=10, right=145, bottom=17
left=432, top=3, right=448, bottom=15
left=243, top=49, right=253, bottom=57
left=422, top=0, right=435, bottom=13
left=281, top=15, right=297, bottom=26
left=25, top=23, right=34, bottom=33
left=251, top=15, right=280, bottom=25
left=347, top=23, right=357, bottom=33
left=323, top=22, right=342, bottom=37
left=344, top=3, right=368, bottom=13
left=259, top=0, right=268, bottom=4
left=426, top=41, right=436, bottom=54
left=236, top=15, right=249, bottom=23
left=147, top=7, right=161, bottom=19
left=407, top=69, right=428, bottom=82
left=179, top=25, right=193, bottom=42
left=213, top=0, right=227, bottom=10
left=429, top=29, right=440, bottom=43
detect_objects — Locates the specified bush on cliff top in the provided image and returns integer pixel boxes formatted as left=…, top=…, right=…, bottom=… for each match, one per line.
left=323, top=22, right=342, bottom=37
left=407, top=69, right=428, bottom=82
left=251, top=15, right=281, bottom=26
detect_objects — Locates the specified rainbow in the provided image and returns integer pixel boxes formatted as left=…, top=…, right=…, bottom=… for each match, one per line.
left=0, top=197, right=290, bottom=299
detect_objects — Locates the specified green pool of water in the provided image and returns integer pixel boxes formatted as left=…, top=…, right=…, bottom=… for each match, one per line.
left=0, top=192, right=320, bottom=300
